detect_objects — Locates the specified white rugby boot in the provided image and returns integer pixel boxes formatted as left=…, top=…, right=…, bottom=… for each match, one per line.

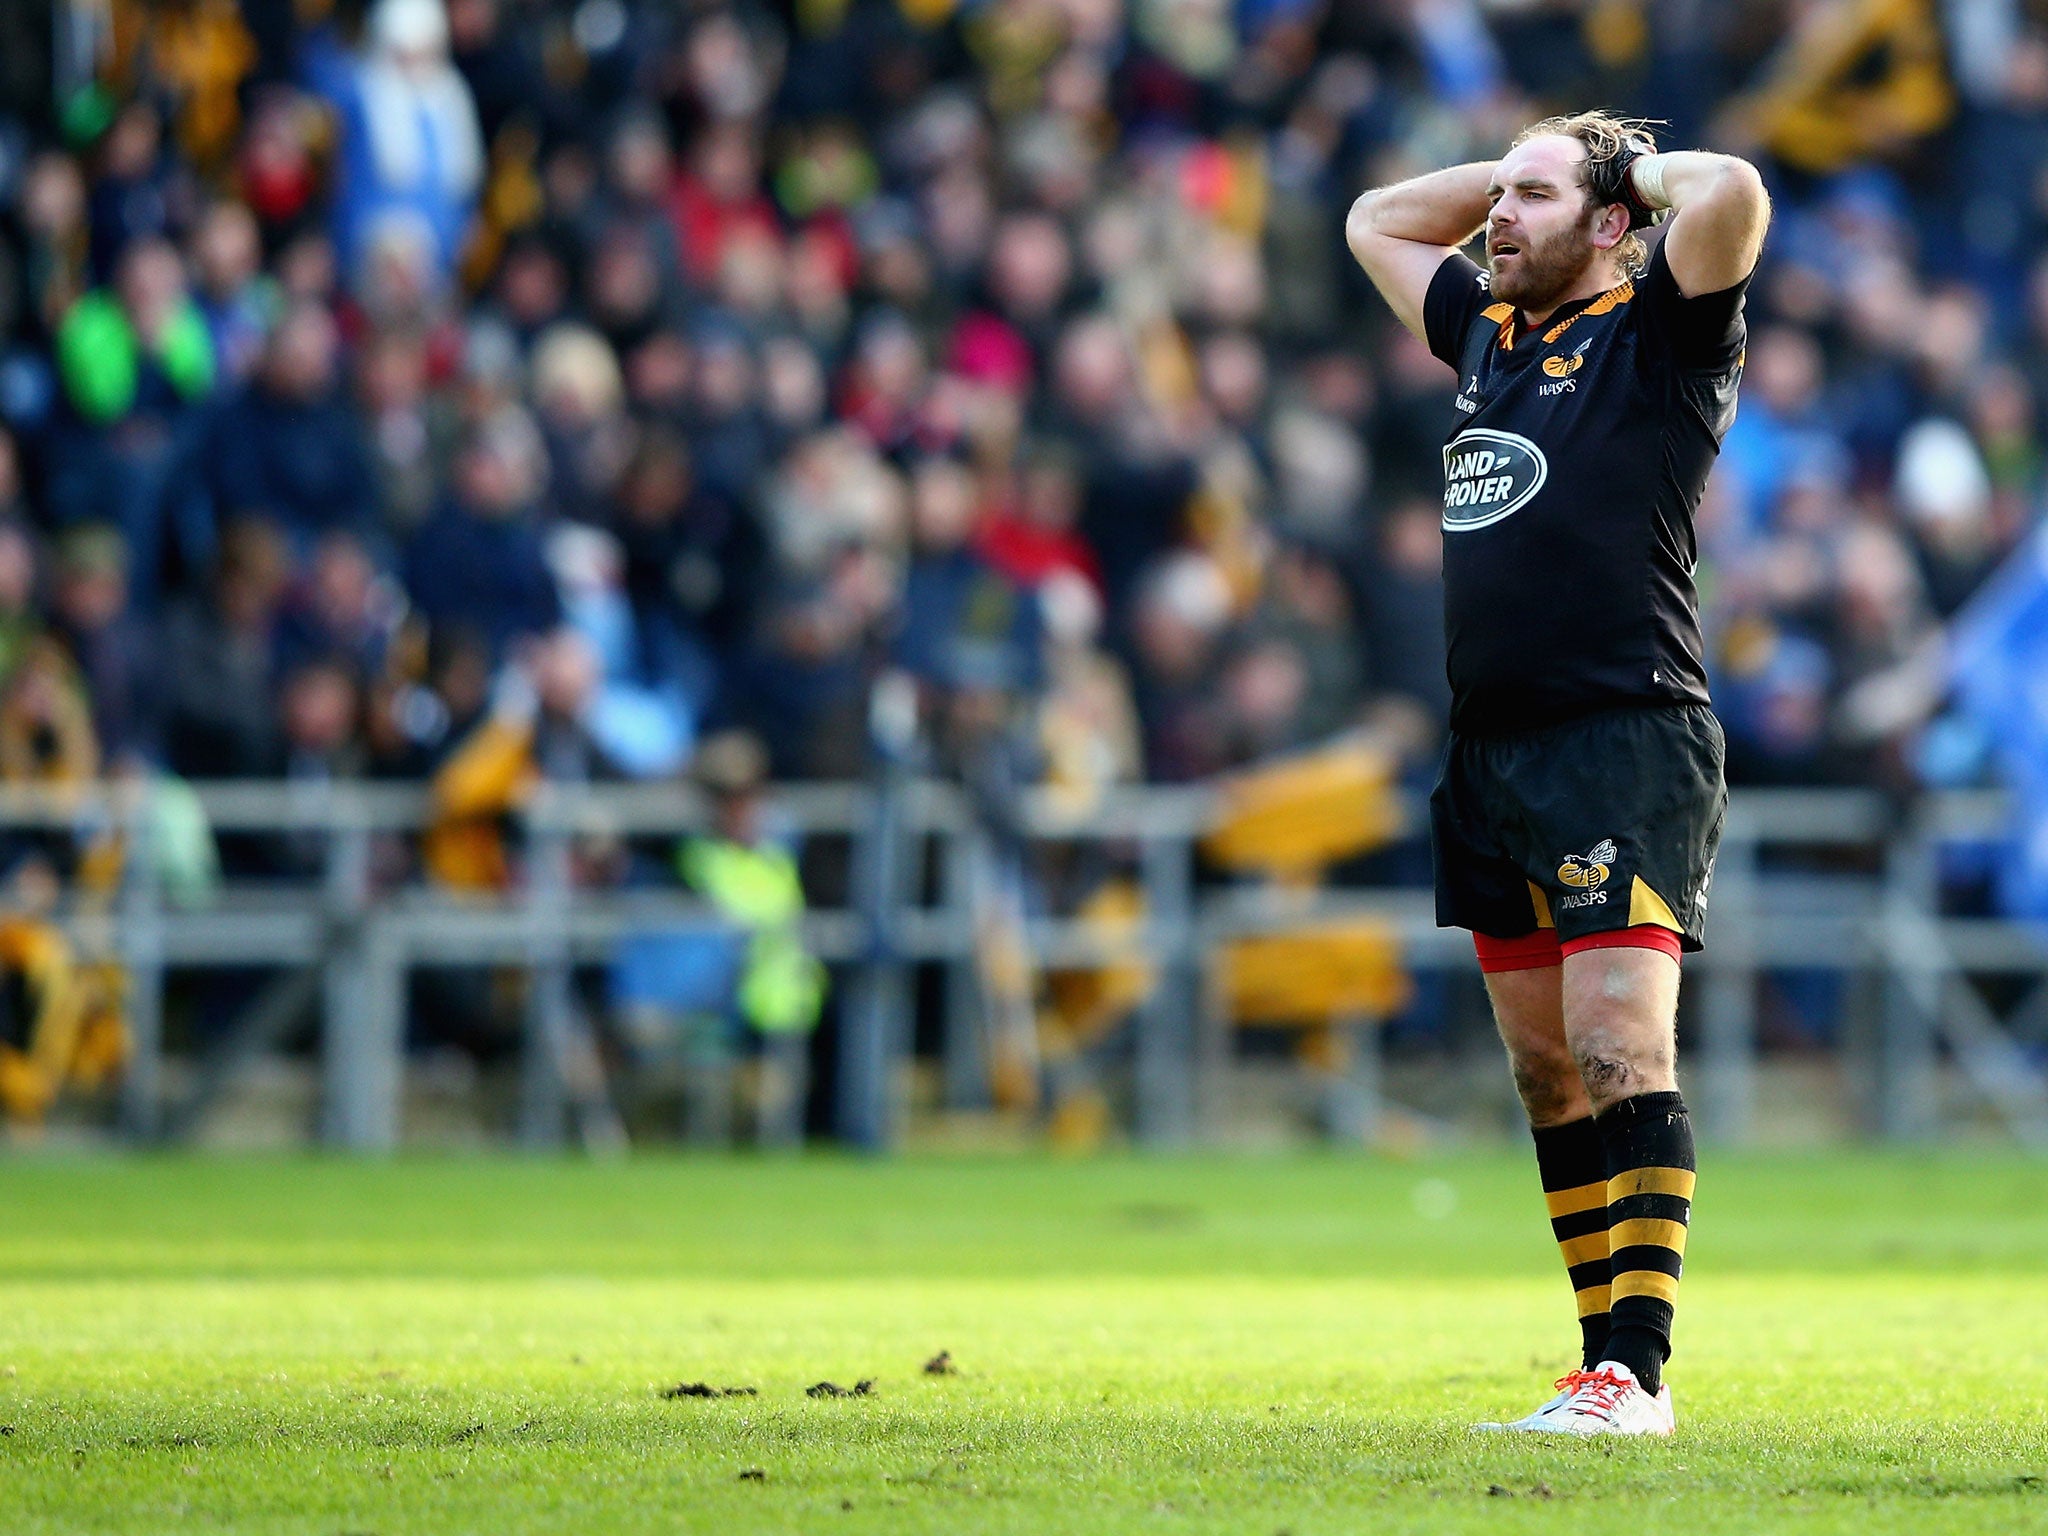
left=1527, top=1362, right=1675, bottom=1436
left=1471, top=1380, right=1575, bottom=1432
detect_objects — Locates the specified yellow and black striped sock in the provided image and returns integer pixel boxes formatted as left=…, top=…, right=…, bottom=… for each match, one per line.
left=1597, top=1090, right=1695, bottom=1395
left=1531, top=1117, right=1610, bottom=1369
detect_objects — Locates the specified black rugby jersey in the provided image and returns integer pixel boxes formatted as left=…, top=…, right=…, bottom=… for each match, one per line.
left=1421, top=240, right=1748, bottom=735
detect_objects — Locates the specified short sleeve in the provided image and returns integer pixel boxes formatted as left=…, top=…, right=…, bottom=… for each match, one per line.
left=1636, top=239, right=1749, bottom=372
left=1423, top=253, right=1491, bottom=371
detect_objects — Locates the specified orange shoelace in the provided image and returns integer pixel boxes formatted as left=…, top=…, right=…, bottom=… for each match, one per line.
left=1550, top=1367, right=1634, bottom=1418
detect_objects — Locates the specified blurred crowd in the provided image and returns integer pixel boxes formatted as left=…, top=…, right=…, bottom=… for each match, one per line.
left=0, top=0, right=2043, bottom=826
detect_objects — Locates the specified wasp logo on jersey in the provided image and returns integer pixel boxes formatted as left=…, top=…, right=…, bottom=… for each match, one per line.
left=1557, top=839, right=1616, bottom=889
left=1441, top=428, right=1548, bottom=530
left=1539, top=336, right=1595, bottom=395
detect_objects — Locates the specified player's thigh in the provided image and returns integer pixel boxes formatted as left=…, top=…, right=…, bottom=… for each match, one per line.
left=1484, top=964, right=1570, bottom=1060
left=1561, top=945, right=1680, bottom=1105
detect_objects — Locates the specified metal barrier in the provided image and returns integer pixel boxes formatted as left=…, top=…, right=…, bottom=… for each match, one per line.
left=3, top=779, right=2046, bottom=1151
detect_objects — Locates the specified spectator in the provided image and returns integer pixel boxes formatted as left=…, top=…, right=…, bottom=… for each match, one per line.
left=610, top=424, right=753, bottom=673
left=187, top=200, right=276, bottom=387
left=592, top=113, right=688, bottom=305
left=446, top=0, right=555, bottom=148
left=977, top=442, right=1102, bottom=592
left=483, top=230, right=573, bottom=350
left=421, top=624, right=627, bottom=892
left=1053, top=316, right=1198, bottom=636
left=1130, top=551, right=1233, bottom=783
left=528, top=322, right=631, bottom=526
left=613, top=729, right=822, bottom=1145
left=668, top=121, right=778, bottom=293
left=682, top=322, right=769, bottom=509
left=0, top=522, right=39, bottom=684
left=47, top=237, right=216, bottom=602
left=0, top=638, right=95, bottom=786
left=162, top=518, right=292, bottom=778
left=895, top=454, right=1040, bottom=702
left=325, top=0, right=484, bottom=295
left=8, top=152, right=91, bottom=356
left=236, top=89, right=324, bottom=248
left=278, top=531, right=402, bottom=681
left=404, top=407, right=560, bottom=660
left=355, top=322, right=454, bottom=533
left=1359, top=497, right=1448, bottom=727
left=253, top=656, right=368, bottom=877
left=85, top=100, right=182, bottom=284
left=277, top=657, right=365, bottom=781
left=47, top=527, right=157, bottom=768
left=547, top=521, right=693, bottom=777
left=367, top=624, right=491, bottom=781
left=1893, top=417, right=2000, bottom=619
left=1245, top=540, right=1364, bottom=747
left=204, top=302, right=377, bottom=554
left=1035, top=570, right=1141, bottom=804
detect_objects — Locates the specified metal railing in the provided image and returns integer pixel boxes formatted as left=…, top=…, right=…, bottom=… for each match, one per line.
left=5, top=779, right=2047, bottom=1151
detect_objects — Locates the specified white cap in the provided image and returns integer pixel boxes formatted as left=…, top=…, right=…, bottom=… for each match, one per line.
left=372, top=0, right=449, bottom=56
left=546, top=523, right=623, bottom=593
left=1040, top=570, right=1102, bottom=646
left=1144, top=551, right=1232, bottom=633
left=1895, top=417, right=1990, bottom=527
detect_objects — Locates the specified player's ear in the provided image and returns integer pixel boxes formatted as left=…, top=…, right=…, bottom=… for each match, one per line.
left=1589, top=202, right=1629, bottom=252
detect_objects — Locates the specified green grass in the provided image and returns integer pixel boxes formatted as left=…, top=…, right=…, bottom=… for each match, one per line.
left=2, top=1153, right=2046, bottom=1534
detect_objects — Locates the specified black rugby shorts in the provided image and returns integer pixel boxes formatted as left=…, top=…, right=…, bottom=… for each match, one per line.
left=1429, top=704, right=1726, bottom=950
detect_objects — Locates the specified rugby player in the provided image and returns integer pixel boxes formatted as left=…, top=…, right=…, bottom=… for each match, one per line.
left=1346, top=114, right=1769, bottom=1435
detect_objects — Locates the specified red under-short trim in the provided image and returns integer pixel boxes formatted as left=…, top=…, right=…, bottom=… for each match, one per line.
left=1474, top=928, right=1563, bottom=973
left=1474, top=924, right=1683, bottom=972
left=1559, top=925, right=1683, bottom=962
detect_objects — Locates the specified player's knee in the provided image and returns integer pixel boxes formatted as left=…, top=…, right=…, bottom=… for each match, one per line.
left=1574, top=1047, right=1645, bottom=1106
left=1507, top=1042, right=1585, bottom=1124
left=1567, top=1023, right=1674, bottom=1110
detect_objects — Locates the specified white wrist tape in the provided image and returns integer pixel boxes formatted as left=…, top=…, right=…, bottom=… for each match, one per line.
left=1632, top=154, right=1673, bottom=211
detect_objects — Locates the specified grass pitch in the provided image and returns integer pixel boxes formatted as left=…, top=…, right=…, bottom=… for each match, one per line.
left=1, top=1152, right=2045, bottom=1534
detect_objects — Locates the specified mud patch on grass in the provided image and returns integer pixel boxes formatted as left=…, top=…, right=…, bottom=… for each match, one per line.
left=807, top=1380, right=876, bottom=1399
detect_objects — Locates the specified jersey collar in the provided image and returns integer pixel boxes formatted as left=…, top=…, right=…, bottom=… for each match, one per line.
left=1492, top=277, right=1635, bottom=352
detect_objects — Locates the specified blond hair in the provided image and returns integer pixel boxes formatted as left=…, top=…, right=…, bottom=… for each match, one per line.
left=1511, top=111, right=1662, bottom=277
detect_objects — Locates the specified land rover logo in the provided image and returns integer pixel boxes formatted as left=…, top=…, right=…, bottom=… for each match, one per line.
left=1441, top=428, right=1548, bottom=531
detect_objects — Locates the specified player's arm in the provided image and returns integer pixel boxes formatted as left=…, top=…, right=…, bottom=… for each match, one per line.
left=1344, top=162, right=1495, bottom=344
left=1624, top=150, right=1770, bottom=297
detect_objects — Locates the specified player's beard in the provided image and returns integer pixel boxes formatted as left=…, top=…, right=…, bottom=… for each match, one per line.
left=1488, top=211, right=1601, bottom=313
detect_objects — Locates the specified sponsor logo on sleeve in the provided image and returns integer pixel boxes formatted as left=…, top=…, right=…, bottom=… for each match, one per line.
left=1441, top=428, right=1548, bottom=530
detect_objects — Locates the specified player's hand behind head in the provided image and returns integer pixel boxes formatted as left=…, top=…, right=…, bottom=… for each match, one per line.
left=1585, top=128, right=1664, bottom=231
